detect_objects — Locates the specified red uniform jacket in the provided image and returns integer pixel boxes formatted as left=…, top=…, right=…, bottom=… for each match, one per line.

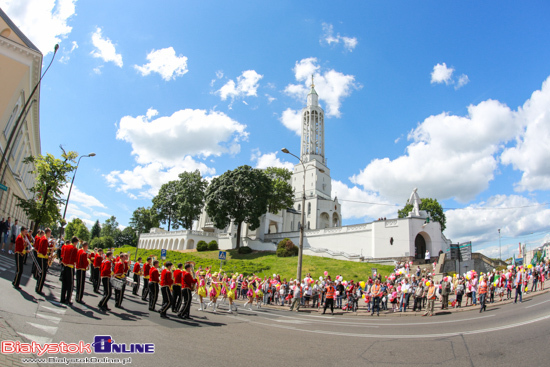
left=182, top=271, right=197, bottom=289
left=133, top=262, right=141, bottom=274
left=100, top=260, right=112, bottom=277
left=124, top=260, right=129, bottom=274
left=173, top=269, right=183, bottom=285
left=34, top=236, right=40, bottom=250
left=143, top=263, right=151, bottom=279
left=76, top=249, right=89, bottom=270
left=93, top=254, right=103, bottom=268
left=149, top=267, right=160, bottom=283
left=160, top=268, right=173, bottom=287
left=114, top=261, right=125, bottom=278
left=36, top=237, right=49, bottom=258
left=61, top=244, right=78, bottom=267
left=14, top=234, right=26, bottom=254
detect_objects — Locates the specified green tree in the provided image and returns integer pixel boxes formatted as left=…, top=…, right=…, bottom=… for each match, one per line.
left=265, top=167, right=294, bottom=213
left=175, top=170, right=208, bottom=229
left=65, top=218, right=90, bottom=242
left=91, top=220, right=101, bottom=239
left=101, top=216, right=121, bottom=238
left=114, top=227, right=137, bottom=247
left=103, top=236, right=114, bottom=250
left=205, top=165, right=271, bottom=249
left=398, top=197, right=446, bottom=231
left=129, top=207, right=159, bottom=234
left=16, top=148, right=77, bottom=235
left=152, top=180, right=180, bottom=231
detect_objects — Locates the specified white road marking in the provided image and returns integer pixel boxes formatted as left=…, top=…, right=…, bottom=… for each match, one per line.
left=17, top=333, right=52, bottom=344
left=0, top=266, right=7, bottom=271
left=525, top=299, right=550, bottom=309
left=40, top=305, right=67, bottom=314
left=36, top=313, right=61, bottom=324
left=26, top=322, right=58, bottom=335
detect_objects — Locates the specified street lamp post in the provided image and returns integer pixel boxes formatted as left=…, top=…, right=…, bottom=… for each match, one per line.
left=498, top=229, right=501, bottom=260
left=60, top=153, right=96, bottom=238
left=282, top=148, right=324, bottom=282
left=134, top=230, right=140, bottom=262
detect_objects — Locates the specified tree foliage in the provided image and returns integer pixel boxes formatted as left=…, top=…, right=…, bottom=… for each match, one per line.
left=205, top=165, right=271, bottom=248
left=175, top=170, right=208, bottom=230
left=152, top=180, right=180, bottom=231
left=115, top=226, right=137, bottom=247
left=16, top=148, right=77, bottom=235
left=65, top=218, right=90, bottom=242
left=91, top=220, right=101, bottom=239
left=100, top=216, right=121, bottom=239
left=398, top=197, right=446, bottom=231
left=276, top=238, right=298, bottom=257
left=129, top=207, right=159, bottom=234
left=265, top=167, right=294, bottom=214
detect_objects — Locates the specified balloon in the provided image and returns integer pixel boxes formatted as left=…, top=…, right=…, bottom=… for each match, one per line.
left=319, top=276, right=323, bottom=281
left=360, top=281, right=366, bottom=288
left=426, top=281, right=431, bottom=286
left=324, top=271, right=328, bottom=276
left=362, top=294, right=366, bottom=299
left=397, top=286, right=402, bottom=292
left=528, top=264, right=533, bottom=269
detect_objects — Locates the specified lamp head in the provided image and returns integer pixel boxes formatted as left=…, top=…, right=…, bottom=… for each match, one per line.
left=54, top=44, right=59, bottom=53
left=281, top=148, right=290, bottom=154
left=87, top=153, right=96, bottom=157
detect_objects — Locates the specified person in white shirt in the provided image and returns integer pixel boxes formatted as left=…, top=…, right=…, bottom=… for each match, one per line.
left=425, top=250, right=430, bottom=264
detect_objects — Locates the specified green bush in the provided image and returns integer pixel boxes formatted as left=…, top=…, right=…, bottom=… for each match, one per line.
left=208, top=240, right=219, bottom=251
left=238, top=246, right=253, bottom=254
left=90, top=237, right=104, bottom=249
left=197, top=240, right=208, bottom=252
left=276, top=238, right=298, bottom=257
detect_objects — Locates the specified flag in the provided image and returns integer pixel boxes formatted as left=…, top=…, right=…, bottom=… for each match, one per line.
left=512, top=254, right=516, bottom=266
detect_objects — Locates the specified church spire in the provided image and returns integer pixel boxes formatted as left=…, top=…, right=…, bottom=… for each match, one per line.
left=307, top=74, right=319, bottom=106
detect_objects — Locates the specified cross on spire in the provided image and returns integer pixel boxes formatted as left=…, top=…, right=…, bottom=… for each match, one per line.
left=311, top=75, right=315, bottom=88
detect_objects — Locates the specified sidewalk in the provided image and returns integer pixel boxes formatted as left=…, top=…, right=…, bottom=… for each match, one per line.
left=247, top=287, right=550, bottom=317
left=0, top=316, right=39, bottom=367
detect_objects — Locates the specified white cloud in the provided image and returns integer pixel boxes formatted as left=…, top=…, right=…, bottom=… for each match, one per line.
left=61, top=184, right=110, bottom=228
left=251, top=149, right=293, bottom=170
left=210, top=70, right=224, bottom=86
left=320, top=23, right=358, bottom=52
left=431, top=63, right=454, bottom=85
left=217, top=70, right=263, bottom=102
left=445, top=195, right=550, bottom=246
left=265, top=94, right=276, bottom=104
left=0, top=0, right=76, bottom=55
left=332, top=180, right=398, bottom=221
left=62, top=185, right=107, bottom=210
left=284, top=57, right=359, bottom=118
left=280, top=108, right=301, bottom=135
left=455, top=74, right=470, bottom=89
left=351, top=98, right=520, bottom=203
left=58, top=40, right=78, bottom=63
left=90, top=27, right=123, bottom=67
left=107, top=108, right=247, bottom=198
left=134, top=47, right=188, bottom=81
left=501, top=76, right=550, bottom=192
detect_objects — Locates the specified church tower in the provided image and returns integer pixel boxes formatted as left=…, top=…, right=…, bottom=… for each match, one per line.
left=291, top=77, right=341, bottom=230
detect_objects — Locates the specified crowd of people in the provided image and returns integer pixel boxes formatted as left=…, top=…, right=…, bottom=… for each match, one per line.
left=8, top=228, right=550, bottom=321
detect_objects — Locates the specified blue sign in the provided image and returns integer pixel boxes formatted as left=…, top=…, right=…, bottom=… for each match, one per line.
left=0, top=184, right=7, bottom=192
left=161, top=249, right=167, bottom=260
left=218, top=251, right=226, bottom=260
left=92, top=335, right=154, bottom=354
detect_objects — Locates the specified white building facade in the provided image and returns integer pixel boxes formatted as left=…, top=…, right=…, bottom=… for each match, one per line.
left=138, top=82, right=451, bottom=262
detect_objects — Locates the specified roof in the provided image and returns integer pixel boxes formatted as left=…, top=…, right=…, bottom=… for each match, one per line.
left=0, top=7, right=41, bottom=54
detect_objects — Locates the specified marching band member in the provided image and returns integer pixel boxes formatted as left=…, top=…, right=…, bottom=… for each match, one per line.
left=172, top=263, right=183, bottom=313
left=114, top=253, right=127, bottom=309
left=141, top=257, right=152, bottom=301
left=159, top=261, right=174, bottom=318
left=60, top=237, right=79, bottom=305
left=12, top=226, right=28, bottom=290
left=226, top=277, right=238, bottom=314
left=35, top=228, right=52, bottom=295
left=88, top=249, right=96, bottom=285
left=75, top=242, right=90, bottom=304
left=98, top=251, right=114, bottom=312
left=208, top=273, right=221, bottom=313
left=148, top=260, right=160, bottom=311
left=31, top=230, right=43, bottom=280
left=178, top=262, right=197, bottom=319
left=132, top=257, right=142, bottom=295
left=196, top=273, right=206, bottom=311
left=92, top=249, right=104, bottom=293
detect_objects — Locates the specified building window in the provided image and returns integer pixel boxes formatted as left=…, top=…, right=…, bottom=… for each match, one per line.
left=307, top=203, right=311, bottom=215
left=4, top=105, right=19, bottom=138
left=298, top=204, right=301, bottom=211
left=307, top=221, right=310, bottom=229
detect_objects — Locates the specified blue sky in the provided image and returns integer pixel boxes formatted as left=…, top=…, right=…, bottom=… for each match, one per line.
left=2, top=0, right=550, bottom=259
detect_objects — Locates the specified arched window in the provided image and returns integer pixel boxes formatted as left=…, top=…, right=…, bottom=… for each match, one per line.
left=297, top=204, right=301, bottom=211
left=307, top=221, right=310, bottom=229
left=307, top=203, right=311, bottom=215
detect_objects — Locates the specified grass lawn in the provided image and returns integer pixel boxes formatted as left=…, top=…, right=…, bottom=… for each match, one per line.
left=114, top=246, right=395, bottom=281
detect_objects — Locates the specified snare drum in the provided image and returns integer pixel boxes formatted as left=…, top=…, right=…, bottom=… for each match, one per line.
left=110, top=277, right=125, bottom=290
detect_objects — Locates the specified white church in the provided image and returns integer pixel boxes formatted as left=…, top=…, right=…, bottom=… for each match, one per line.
left=138, top=82, right=451, bottom=263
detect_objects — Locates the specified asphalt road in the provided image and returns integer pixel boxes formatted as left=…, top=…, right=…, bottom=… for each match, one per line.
left=1, top=252, right=549, bottom=367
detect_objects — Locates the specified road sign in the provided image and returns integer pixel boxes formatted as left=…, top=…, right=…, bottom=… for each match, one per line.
left=450, top=244, right=460, bottom=260
left=218, top=251, right=226, bottom=260
left=0, top=184, right=7, bottom=191
left=459, top=242, right=472, bottom=262
left=161, top=249, right=167, bottom=260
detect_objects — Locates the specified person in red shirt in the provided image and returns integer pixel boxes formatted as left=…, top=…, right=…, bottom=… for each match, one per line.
left=114, top=253, right=127, bottom=309
left=35, top=228, right=52, bottom=295
left=31, top=230, right=43, bottom=280
left=141, top=257, right=152, bottom=301
left=177, top=263, right=198, bottom=319
left=75, top=242, right=90, bottom=304
left=132, top=257, right=142, bottom=295
left=159, top=261, right=174, bottom=318
left=148, top=260, right=160, bottom=311
left=93, top=249, right=104, bottom=293
left=60, top=237, right=79, bottom=305
left=98, top=251, right=114, bottom=312
left=12, top=226, right=28, bottom=290
left=172, top=263, right=183, bottom=312
left=88, top=250, right=96, bottom=285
